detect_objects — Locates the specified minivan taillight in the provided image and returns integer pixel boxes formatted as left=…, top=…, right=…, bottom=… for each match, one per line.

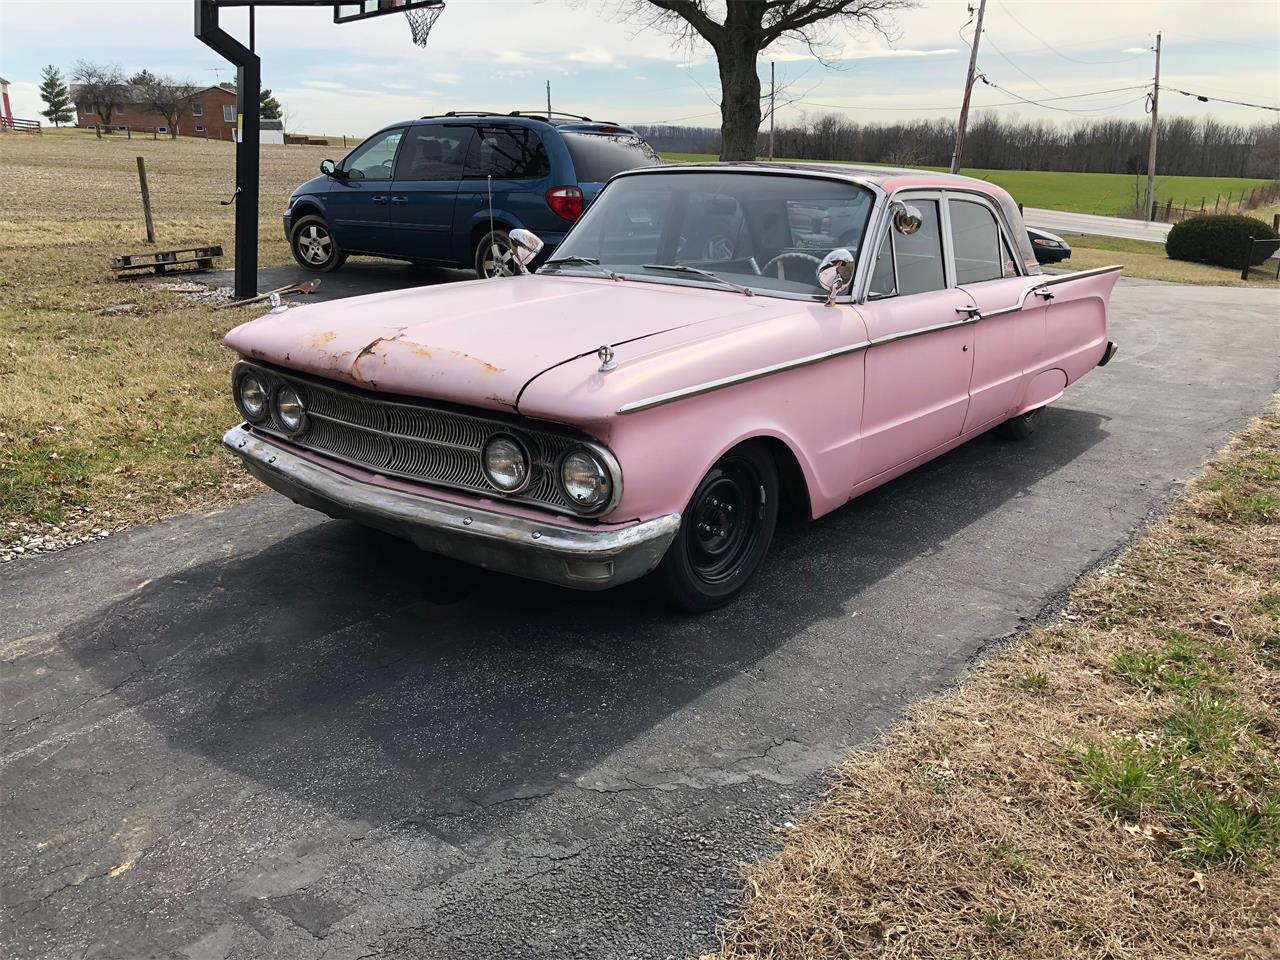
left=546, top=185, right=584, bottom=222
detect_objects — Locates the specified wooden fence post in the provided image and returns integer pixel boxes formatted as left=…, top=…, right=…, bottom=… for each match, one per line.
left=136, top=156, right=156, bottom=244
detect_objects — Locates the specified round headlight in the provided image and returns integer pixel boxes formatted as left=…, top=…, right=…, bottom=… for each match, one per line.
left=560, top=449, right=611, bottom=509
left=236, top=372, right=268, bottom=422
left=274, top=385, right=307, bottom=434
left=482, top=434, right=530, bottom=492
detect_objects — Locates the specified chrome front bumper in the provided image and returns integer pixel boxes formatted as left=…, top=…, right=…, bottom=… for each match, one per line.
left=223, top=426, right=681, bottom=590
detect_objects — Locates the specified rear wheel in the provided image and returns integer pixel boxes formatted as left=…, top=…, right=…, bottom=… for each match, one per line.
left=999, top=406, right=1043, bottom=440
left=657, top=442, right=779, bottom=612
left=290, top=214, right=347, bottom=272
left=474, top=229, right=520, bottom=278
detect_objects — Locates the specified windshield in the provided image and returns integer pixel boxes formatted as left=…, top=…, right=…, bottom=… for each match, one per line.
left=544, top=171, right=874, bottom=299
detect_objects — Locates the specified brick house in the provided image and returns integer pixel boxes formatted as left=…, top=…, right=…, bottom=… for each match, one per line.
left=73, top=82, right=239, bottom=139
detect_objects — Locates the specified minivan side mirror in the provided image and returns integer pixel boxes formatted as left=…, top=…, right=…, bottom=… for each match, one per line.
left=320, top=159, right=337, bottom=176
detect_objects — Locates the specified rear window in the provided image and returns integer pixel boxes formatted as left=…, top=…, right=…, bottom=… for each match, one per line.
left=561, top=132, right=661, bottom=183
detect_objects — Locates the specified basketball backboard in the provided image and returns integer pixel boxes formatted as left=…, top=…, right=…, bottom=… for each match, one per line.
left=334, top=0, right=443, bottom=23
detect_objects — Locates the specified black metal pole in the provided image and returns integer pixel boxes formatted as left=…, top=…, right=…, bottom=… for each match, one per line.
left=195, top=0, right=260, bottom=299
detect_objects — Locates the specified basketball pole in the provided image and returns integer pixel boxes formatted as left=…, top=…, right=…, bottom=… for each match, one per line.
left=196, top=0, right=261, bottom=299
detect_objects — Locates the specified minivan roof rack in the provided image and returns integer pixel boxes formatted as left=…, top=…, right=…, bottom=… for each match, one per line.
left=425, top=110, right=625, bottom=125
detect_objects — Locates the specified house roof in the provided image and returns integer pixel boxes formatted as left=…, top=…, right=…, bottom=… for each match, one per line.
left=70, top=83, right=234, bottom=103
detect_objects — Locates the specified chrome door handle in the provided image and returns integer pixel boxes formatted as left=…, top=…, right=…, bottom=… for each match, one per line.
left=955, top=305, right=980, bottom=317
left=371, top=195, right=387, bottom=205
left=391, top=196, right=408, bottom=205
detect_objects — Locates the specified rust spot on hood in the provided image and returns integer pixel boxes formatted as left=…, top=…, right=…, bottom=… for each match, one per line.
left=309, top=331, right=336, bottom=348
left=448, top=349, right=502, bottom=374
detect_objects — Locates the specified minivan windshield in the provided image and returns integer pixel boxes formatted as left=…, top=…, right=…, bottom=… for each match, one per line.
left=544, top=171, right=874, bottom=299
left=560, top=132, right=661, bottom=182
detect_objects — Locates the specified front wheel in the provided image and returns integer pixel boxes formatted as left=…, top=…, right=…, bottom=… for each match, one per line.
left=474, top=229, right=520, bottom=278
left=290, top=214, right=347, bottom=272
left=999, top=406, right=1043, bottom=440
left=657, top=442, right=779, bottom=612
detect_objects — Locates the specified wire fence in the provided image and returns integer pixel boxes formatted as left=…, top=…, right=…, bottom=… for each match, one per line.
left=1145, top=181, right=1280, bottom=224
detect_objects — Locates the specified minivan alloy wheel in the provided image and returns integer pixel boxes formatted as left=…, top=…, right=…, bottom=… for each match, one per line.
left=475, top=230, right=520, bottom=278
left=299, top=224, right=332, bottom=265
left=289, top=214, right=347, bottom=272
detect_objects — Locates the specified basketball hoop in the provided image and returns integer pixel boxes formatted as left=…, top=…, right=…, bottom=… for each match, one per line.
left=404, top=1, right=444, bottom=46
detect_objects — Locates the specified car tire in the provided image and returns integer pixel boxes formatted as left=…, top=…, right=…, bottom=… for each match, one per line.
left=290, top=214, right=347, bottom=272
left=657, top=441, right=780, bottom=612
left=474, top=229, right=520, bottom=278
left=999, top=406, right=1043, bottom=441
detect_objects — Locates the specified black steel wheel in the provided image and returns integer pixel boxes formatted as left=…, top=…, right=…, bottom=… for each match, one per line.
left=290, top=214, right=347, bottom=272
left=658, top=442, right=779, bottom=611
left=999, top=406, right=1043, bottom=441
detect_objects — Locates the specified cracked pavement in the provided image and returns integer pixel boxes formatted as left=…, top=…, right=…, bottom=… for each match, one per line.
left=2, top=280, right=1277, bottom=959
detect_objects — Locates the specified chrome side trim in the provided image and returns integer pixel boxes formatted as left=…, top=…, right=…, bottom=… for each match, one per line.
left=617, top=264, right=1123, bottom=415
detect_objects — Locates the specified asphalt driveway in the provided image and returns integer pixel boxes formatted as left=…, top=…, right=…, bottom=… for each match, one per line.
left=2, top=280, right=1277, bottom=959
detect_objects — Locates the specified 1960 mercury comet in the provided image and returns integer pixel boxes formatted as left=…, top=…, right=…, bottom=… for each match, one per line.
left=224, top=163, right=1120, bottom=610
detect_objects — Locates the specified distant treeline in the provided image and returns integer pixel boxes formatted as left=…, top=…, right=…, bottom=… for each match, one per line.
left=631, top=114, right=1280, bottom=180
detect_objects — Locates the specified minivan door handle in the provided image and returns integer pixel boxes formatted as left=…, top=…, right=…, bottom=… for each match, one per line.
left=390, top=196, right=408, bottom=205
left=371, top=195, right=387, bottom=205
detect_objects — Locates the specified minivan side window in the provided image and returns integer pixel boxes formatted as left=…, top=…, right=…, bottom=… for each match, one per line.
left=463, top=126, right=551, bottom=180
left=344, top=128, right=404, bottom=181
left=894, top=198, right=946, bottom=296
left=394, top=124, right=472, bottom=181
left=949, top=199, right=1005, bottom=284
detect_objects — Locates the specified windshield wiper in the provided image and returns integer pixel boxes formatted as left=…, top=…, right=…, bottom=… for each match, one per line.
left=640, top=263, right=754, bottom=296
left=543, top=255, right=619, bottom=281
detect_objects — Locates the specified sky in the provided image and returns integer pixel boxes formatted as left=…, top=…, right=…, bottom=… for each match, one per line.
left=1, top=0, right=1277, bottom=138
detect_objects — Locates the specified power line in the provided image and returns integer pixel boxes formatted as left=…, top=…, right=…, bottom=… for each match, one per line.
left=1166, top=87, right=1280, bottom=112
left=802, top=83, right=1149, bottom=113
left=996, top=0, right=1153, bottom=64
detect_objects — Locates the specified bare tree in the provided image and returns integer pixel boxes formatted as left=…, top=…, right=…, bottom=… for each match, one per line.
left=136, top=74, right=199, bottom=139
left=620, top=1, right=915, bottom=160
left=71, top=60, right=127, bottom=127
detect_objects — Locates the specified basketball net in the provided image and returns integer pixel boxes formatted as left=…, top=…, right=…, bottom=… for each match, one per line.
left=405, top=2, right=444, bottom=46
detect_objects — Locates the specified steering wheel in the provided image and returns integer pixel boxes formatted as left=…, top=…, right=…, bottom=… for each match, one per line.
left=760, top=251, right=823, bottom=281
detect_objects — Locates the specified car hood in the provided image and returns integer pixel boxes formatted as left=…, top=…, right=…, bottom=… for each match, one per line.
left=291, top=174, right=332, bottom=199
left=224, top=275, right=781, bottom=413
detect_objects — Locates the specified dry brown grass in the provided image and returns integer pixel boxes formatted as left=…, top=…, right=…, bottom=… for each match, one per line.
left=707, top=403, right=1280, bottom=960
left=0, top=132, right=335, bottom=547
left=1065, top=234, right=1280, bottom=288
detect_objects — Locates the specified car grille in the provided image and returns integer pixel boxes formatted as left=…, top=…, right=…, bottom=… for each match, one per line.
left=234, top=361, right=587, bottom=514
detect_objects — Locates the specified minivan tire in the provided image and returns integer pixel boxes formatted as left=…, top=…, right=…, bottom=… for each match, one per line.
left=290, top=214, right=347, bottom=272
left=474, top=229, right=520, bottom=278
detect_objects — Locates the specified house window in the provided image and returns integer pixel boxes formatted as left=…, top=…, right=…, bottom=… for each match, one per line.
left=223, top=104, right=236, bottom=123
left=195, top=125, right=205, bottom=133
left=116, top=104, right=125, bottom=114
left=192, top=102, right=204, bottom=117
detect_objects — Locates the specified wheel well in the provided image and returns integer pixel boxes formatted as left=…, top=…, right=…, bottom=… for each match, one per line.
left=747, top=436, right=812, bottom=522
left=291, top=202, right=323, bottom=223
left=471, top=219, right=512, bottom=248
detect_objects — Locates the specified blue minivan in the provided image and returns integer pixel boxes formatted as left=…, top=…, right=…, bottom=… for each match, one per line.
left=284, top=111, right=662, bottom=277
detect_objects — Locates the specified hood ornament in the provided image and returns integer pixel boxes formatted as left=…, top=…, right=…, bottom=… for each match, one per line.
left=597, top=344, right=616, bottom=372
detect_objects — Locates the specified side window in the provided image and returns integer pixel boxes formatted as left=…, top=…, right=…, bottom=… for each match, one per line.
left=343, top=128, right=404, bottom=181
left=222, top=104, right=235, bottom=123
left=867, top=231, right=895, bottom=298
left=394, top=124, right=472, bottom=181
left=949, top=199, right=1005, bottom=285
left=463, top=126, right=551, bottom=180
left=895, top=198, right=946, bottom=296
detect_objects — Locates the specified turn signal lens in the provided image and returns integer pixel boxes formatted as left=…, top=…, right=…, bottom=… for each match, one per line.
left=560, top=449, right=610, bottom=508
left=483, top=434, right=530, bottom=492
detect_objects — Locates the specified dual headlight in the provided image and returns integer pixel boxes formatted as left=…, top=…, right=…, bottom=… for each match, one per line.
left=481, top=433, right=614, bottom=512
left=234, top=371, right=307, bottom=435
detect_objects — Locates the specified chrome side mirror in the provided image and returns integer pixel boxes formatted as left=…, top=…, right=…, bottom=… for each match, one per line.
left=817, top=247, right=855, bottom=306
left=508, top=229, right=544, bottom=274
left=320, top=158, right=336, bottom=176
left=892, top=202, right=923, bottom=236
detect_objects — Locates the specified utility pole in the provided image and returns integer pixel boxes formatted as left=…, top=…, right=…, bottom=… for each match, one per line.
left=1143, top=32, right=1162, bottom=221
left=950, top=0, right=987, bottom=175
left=768, top=61, right=776, bottom=161
left=546, top=80, right=551, bottom=120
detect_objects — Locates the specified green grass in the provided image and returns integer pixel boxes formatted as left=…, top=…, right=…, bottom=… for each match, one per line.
left=660, top=153, right=1274, bottom=217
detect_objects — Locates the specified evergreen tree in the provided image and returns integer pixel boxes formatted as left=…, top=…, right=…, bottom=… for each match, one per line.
left=260, top=88, right=283, bottom=121
left=39, top=65, right=74, bottom=126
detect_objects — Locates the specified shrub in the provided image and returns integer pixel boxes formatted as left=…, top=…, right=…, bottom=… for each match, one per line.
left=1166, top=214, right=1280, bottom=268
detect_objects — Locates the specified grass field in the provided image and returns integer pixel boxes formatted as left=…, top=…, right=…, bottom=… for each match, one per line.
left=661, top=152, right=1275, bottom=218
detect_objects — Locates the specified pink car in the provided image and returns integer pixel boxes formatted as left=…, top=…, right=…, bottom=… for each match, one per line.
left=224, top=164, right=1120, bottom=610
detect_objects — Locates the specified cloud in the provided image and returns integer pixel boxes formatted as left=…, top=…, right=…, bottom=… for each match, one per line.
left=300, top=80, right=347, bottom=90
left=1122, top=47, right=1149, bottom=54
left=566, top=48, right=615, bottom=64
left=430, top=72, right=464, bottom=84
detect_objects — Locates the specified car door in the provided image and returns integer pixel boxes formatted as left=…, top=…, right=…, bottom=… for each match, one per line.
left=386, top=123, right=473, bottom=262
left=453, top=125, right=552, bottom=261
left=948, top=194, right=1046, bottom=433
left=326, top=127, right=404, bottom=254
left=853, top=194, right=977, bottom=483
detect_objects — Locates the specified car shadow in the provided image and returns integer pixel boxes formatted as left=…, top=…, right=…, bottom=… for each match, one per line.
left=58, top=406, right=1108, bottom=834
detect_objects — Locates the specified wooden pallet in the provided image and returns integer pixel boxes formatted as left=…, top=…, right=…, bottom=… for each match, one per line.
left=112, top=245, right=223, bottom=279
